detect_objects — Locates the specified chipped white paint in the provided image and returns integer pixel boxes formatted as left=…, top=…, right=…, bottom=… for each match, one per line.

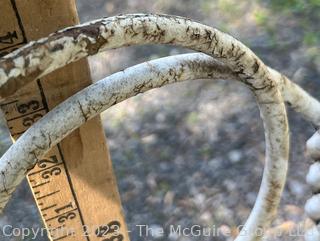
left=0, top=69, right=5, bottom=86
left=8, top=68, right=20, bottom=79
left=0, top=14, right=319, bottom=241
left=0, top=14, right=279, bottom=100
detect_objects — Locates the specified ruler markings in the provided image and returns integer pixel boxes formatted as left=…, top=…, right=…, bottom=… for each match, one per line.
left=52, top=232, right=75, bottom=241
left=0, top=1, right=129, bottom=240
left=36, top=190, right=60, bottom=200
left=45, top=208, right=78, bottom=222
left=50, top=224, right=66, bottom=231
left=11, top=131, right=25, bottom=137
left=37, top=80, right=90, bottom=241
left=0, top=0, right=27, bottom=51
left=31, top=180, right=50, bottom=188
left=36, top=79, right=49, bottom=110
left=0, top=100, right=18, bottom=107
left=28, top=162, right=63, bottom=176
left=6, top=107, right=46, bottom=121
left=9, top=0, right=27, bottom=43
left=41, top=203, right=58, bottom=212
left=56, top=135, right=90, bottom=240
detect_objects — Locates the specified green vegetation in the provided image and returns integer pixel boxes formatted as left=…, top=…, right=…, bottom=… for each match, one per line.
left=263, top=0, right=320, bottom=46
left=266, top=0, right=320, bottom=13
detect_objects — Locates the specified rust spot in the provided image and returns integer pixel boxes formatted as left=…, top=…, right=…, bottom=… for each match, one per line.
left=252, top=59, right=260, bottom=74
left=0, top=58, right=15, bottom=75
left=234, top=50, right=245, bottom=62
left=204, top=29, right=212, bottom=40
left=265, top=180, right=282, bottom=213
left=0, top=69, right=42, bottom=99
left=167, top=38, right=176, bottom=44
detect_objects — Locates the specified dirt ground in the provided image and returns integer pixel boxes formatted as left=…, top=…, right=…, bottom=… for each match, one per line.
left=0, top=0, right=319, bottom=240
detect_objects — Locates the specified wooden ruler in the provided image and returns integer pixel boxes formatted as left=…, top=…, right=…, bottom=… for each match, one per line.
left=0, top=1, right=130, bottom=240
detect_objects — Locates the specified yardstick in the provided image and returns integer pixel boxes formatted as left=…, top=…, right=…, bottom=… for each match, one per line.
left=0, top=1, right=130, bottom=240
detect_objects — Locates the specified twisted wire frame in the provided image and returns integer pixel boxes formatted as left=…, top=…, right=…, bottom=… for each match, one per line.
left=0, top=14, right=319, bottom=240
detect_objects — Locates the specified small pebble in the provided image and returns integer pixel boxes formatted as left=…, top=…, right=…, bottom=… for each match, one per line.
left=228, top=150, right=242, bottom=163
left=306, top=132, right=320, bottom=159
left=288, top=180, right=306, bottom=198
left=305, top=225, right=320, bottom=241
left=305, top=194, right=320, bottom=221
left=306, top=162, right=320, bottom=192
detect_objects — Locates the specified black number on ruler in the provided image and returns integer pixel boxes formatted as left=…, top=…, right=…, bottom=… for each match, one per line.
left=17, top=100, right=40, bottom=113
left=23, top=113, right=43, bottom=127
left=0, top=31, right=18, bottom=45
left=41, top=167, right=61, bottom=179
left=95, top=221, right=124, bottom=241
left=55, top=202, right=74, bottom=214
left=58, top=212, right=77, bottom=223
left=37, top=156, right=59, bottom=169
left=104, top=236, right=124, bottom=241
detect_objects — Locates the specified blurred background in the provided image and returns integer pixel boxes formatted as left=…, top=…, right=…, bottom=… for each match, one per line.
left=0, top=0, right=319, bottom=240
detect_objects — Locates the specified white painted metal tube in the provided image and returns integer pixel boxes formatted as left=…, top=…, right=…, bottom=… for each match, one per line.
left=0, top=53, right=289, bottom=241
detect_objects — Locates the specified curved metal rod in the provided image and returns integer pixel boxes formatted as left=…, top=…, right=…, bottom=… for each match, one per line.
left=2, top=13, right=318, bottom=127
left=0, top=14, right=283, bottom=100
left=0, top=13, right=318, bottom=240
left=0, top=13, right=318, bottom=126
left=0, top=53, right=288, bottom=241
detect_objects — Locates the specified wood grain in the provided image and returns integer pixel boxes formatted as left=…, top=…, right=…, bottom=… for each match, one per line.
left=0, top=0, right=129, bottom=240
